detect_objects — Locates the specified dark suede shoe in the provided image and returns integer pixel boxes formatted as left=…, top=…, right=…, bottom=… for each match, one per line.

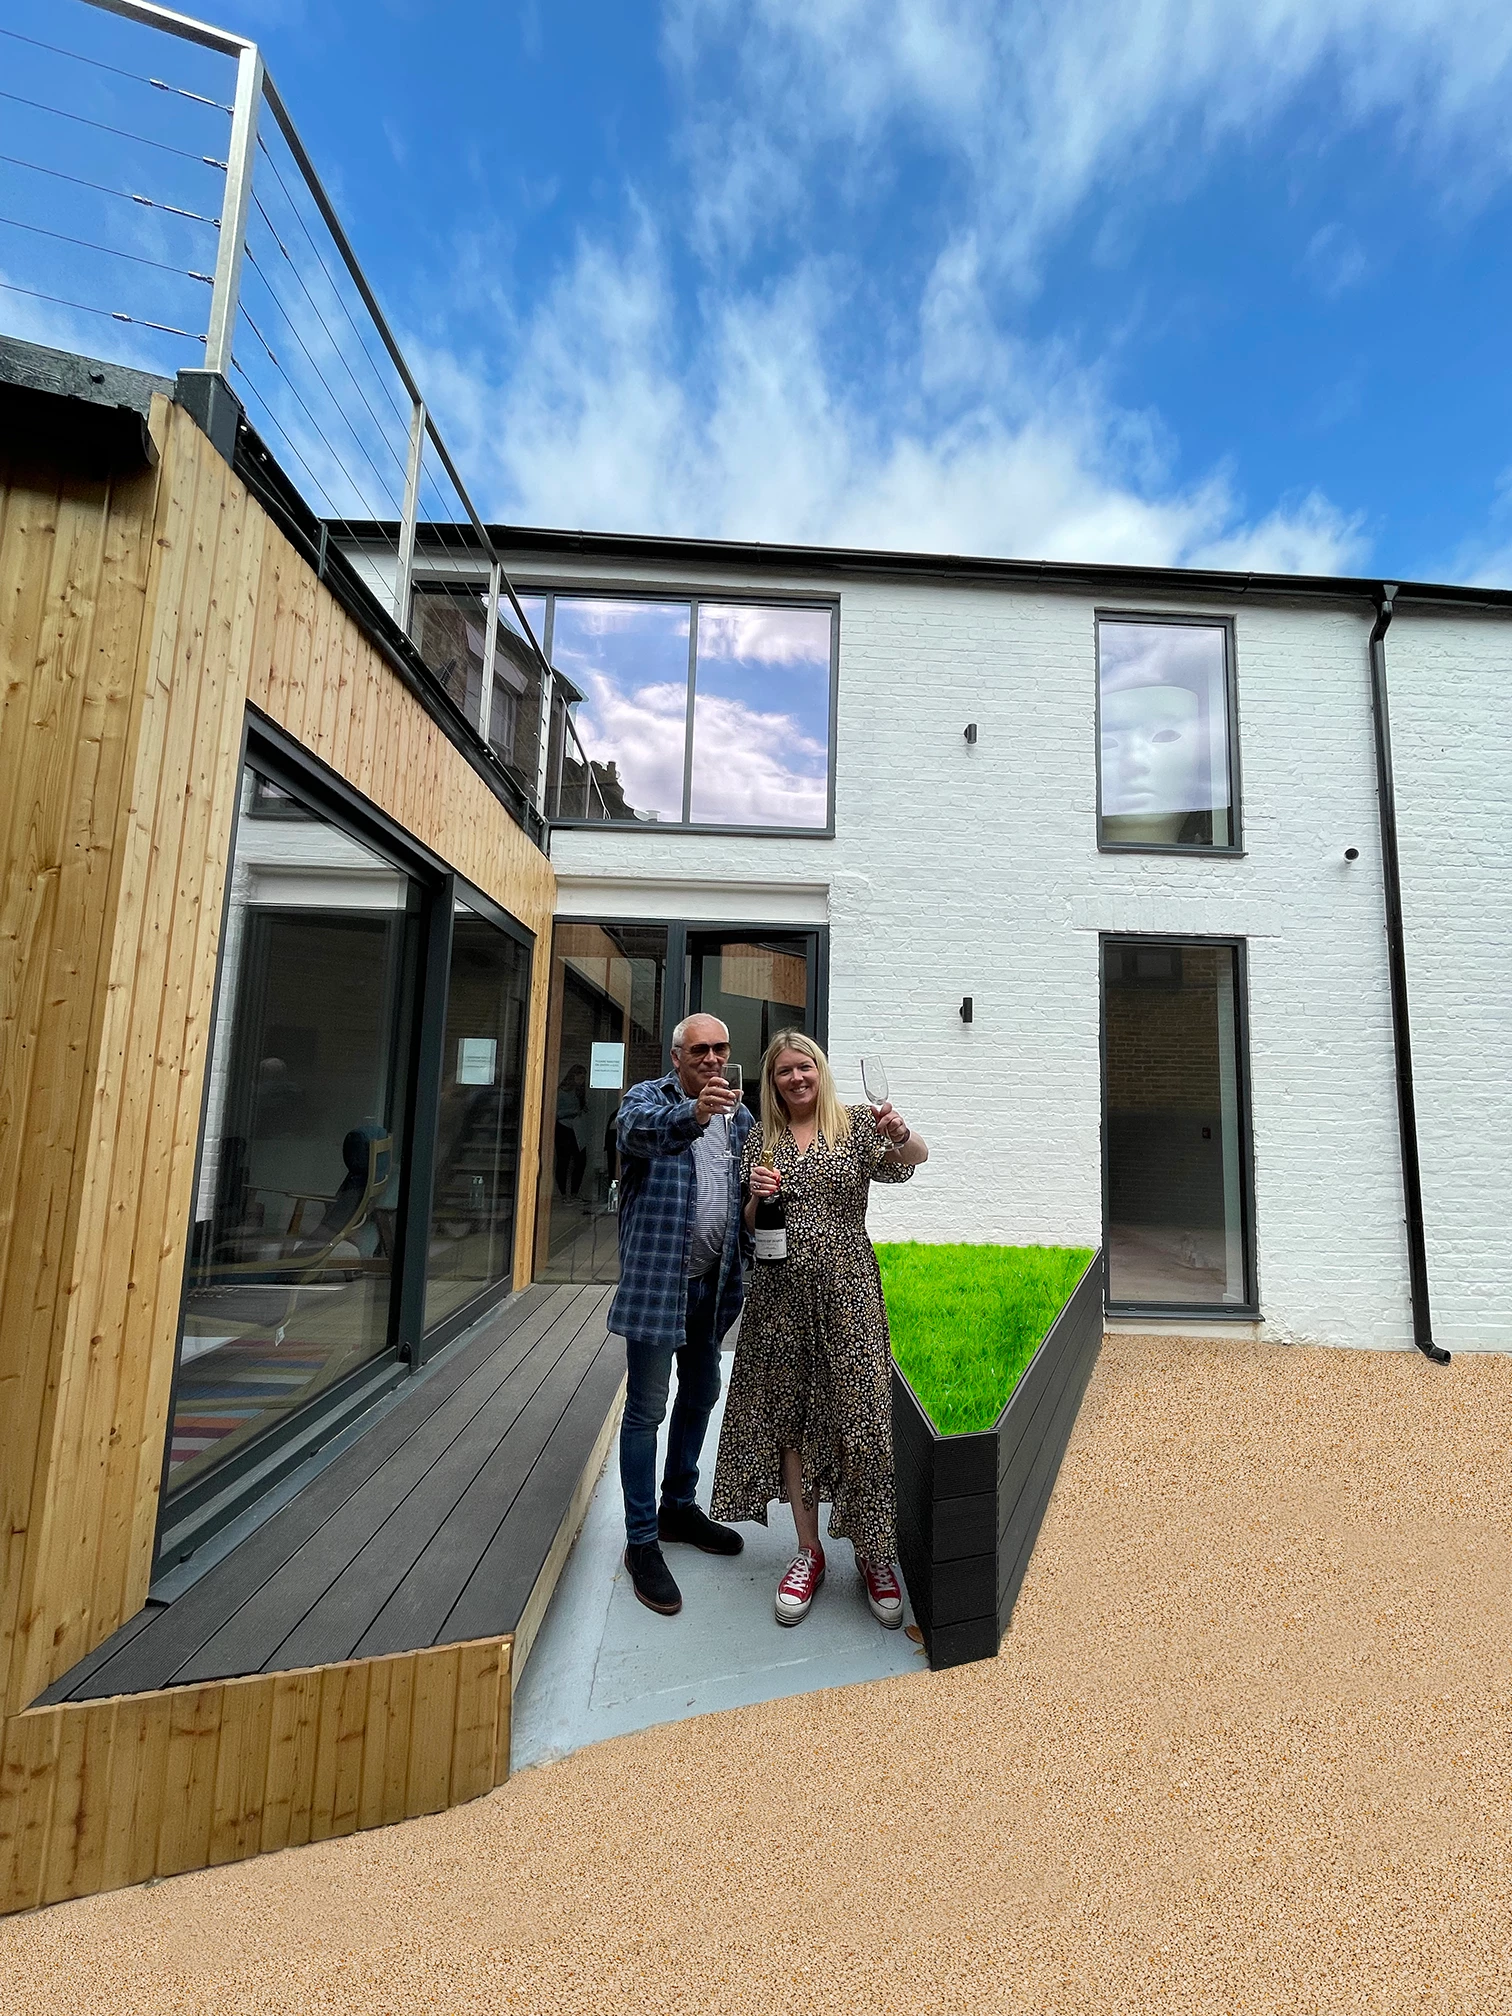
left=624, top=1542, right=683, bottom=1615
left=657, top=1501, right=744, bottom=1556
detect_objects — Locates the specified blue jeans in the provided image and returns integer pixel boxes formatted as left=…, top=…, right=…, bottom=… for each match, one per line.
left=620, top=1273, right=725, bottom=1547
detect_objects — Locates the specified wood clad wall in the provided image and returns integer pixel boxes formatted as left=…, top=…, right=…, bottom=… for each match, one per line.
left=0, top=1635, right=511, bottom=1915
left=0, top=427, right=170, bottom=1722
left=0, top=398, right=555, bottom=1719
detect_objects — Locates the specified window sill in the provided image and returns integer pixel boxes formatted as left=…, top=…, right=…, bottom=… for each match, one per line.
left=549, top=820, right=836, bottom=840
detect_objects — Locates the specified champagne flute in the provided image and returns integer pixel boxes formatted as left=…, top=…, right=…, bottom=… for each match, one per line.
left=860, top=1055, right=892, bottom=1153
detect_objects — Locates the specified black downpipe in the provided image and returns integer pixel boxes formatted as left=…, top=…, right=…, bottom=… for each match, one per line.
left=1367, top=586, right=1450, bottom=1365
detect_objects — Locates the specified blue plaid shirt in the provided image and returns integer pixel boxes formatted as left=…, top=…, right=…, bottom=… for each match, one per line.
left=608, top=1072, right=754, bottom=1347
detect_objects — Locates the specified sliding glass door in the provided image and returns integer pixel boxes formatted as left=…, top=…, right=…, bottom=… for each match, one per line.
left=162, top=739, right=537, bottom=1564
left=1101, top=938, right=1255, bottom=1312
left=535, top=922, right=825, bottom=1281
left=688, top=932, right=817, bottom=1120
left=168, top=766, right=420, bottom=1504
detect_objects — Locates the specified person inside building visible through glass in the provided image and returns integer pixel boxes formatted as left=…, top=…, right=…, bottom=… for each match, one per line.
left=711, top=1030, right=928, bottom=1630
left=554, top=1062, right=589, bottom=1197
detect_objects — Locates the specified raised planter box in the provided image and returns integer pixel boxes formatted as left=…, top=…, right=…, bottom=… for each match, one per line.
left=891, top=1250, right=1103, bottom=1669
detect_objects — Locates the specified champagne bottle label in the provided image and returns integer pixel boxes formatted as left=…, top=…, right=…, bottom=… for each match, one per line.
left=754, top=1224, right=787, bottom=1262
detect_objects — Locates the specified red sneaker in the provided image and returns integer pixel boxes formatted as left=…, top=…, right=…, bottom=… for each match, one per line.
left=861, top=1559, right=904, bottom=1628
left=775, top=1546, right=825, bottom=1626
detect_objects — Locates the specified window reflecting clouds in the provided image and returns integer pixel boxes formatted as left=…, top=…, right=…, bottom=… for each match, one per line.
left=1098, top=621, right=1235, bottom=849
left=412, top=588, right=550, bottom=802
left=550, top=598, right=690, bottom=823
left=539, top=593, right=834, bottom=830
left=690, top=604, right=831, bottom=827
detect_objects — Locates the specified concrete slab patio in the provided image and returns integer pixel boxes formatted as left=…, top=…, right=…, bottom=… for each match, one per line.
left=511, top=1350, right=923, bottom=1770
left=5, top=1331, right=1511, bottom=2016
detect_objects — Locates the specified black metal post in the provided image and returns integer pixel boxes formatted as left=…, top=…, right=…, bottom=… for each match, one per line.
left=396, top=879, right=455, bottom=1368
left=1367, top=586, right=1450, bottom=1365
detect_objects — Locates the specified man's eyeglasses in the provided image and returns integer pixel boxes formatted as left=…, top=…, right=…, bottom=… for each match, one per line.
left=683, top=1042, right=731, bottom=1058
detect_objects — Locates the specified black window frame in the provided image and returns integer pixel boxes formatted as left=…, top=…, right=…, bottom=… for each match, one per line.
left=154, top=707, right=534, bottom=1571
left=1094, top=610, right=1244, bottom=857
left=525, top=585, right=841, bottom=839
left=1098, top=931, right=1260, bottom=1320
left=532, top=915, right=829, bottom=1281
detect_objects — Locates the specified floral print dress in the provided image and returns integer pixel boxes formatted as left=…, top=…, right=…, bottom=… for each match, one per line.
left=710, top=1106, right=913, bottom=1565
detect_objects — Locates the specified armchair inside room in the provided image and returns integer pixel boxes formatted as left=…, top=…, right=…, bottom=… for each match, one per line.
left=208, top=1122, right=395, bottom=1345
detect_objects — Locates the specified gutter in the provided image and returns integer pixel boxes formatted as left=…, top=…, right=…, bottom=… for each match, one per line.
left=1368, top=585, right=1451, bottom=1365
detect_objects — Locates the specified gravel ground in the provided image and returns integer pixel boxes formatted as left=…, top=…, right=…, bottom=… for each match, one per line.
left=5, top=1332, right=1511, bottom=2015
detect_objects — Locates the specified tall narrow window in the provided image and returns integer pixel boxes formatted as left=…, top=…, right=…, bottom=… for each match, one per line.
left=550, top=598, right=690, bottom=823
left=168, top=764, right=419, bottom=1504
left=690, top=604, right=832, bottom=826
left=1102, top=939, right=1254, bottom=1310
left=536, top=923, right=669, bottom=1282
left=1097, top=619, right=1237, bottom=849
left=423, top=901, right=532, bottom=1333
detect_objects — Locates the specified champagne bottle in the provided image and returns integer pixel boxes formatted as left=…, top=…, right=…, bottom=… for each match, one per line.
left=752, top=1147, right=787, bottom=1264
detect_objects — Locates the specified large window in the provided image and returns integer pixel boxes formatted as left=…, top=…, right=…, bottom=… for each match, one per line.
left=163, top=744, right=536, bottom=1559
left=168, top=764, right=420, bottom=1504
left=1101, top=938, right=1255, bottom=1311
left=539, top=592, right=835, bottom=831
left=411, top=586, right=548, bottom=802
left=1097, top=617, right=1239, bottom=850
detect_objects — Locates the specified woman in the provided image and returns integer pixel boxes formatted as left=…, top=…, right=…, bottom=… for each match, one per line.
left=711, top=1030, right=928, bottom=1629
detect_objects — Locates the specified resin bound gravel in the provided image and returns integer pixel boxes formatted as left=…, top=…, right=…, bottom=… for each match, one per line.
left=5, top=1333, right=1510, bottom=2014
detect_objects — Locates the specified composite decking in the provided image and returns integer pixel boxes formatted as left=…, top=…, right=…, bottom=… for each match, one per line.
left=42, top=1283, right=622, bottom=1705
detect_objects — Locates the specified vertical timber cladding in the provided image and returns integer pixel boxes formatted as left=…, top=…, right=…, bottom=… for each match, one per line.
left=0, top=400, right=555, bottom=1715
left=0, top=1635, right=512, bottom=1916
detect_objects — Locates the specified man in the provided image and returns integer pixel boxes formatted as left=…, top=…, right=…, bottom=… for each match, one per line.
left=609, top=1012, right=752, bottom=1616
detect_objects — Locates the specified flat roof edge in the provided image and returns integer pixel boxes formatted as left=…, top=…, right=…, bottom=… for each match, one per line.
left=333, top=516, right=1512, bottom=615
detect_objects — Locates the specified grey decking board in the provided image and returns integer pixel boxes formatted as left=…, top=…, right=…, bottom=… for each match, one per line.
left=349, top=1298, right=616, bottom=1660
left=258, top=1290, right=614, bottom=1672
left=167, top=1289, right=605, bottom=1685
left=442, top=1329, right=627, bottom=1643
left=33, top=1602, right=164, bottom=1707
left=67, top=1283, right=577, bottom=1700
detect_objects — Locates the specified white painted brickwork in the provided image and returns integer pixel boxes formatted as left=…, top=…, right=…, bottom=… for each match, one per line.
left=549, top=568, right=1511, bottom=1352
left=1388, top=613, right=1512, bottom=1350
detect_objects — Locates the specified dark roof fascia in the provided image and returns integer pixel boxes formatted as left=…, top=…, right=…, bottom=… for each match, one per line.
left=0, top=335, right=170, bottom=477
left=333, top=516, right=1512, bottom=620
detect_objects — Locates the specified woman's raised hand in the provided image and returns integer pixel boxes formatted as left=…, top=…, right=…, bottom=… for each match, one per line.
left=748, top=1163, right=782, bottom=1198
left=872, top=1100, right=908, bottom=1144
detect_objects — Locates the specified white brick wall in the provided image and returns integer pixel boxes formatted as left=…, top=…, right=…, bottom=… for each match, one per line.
left=546, top=564, right=1510, bottom=1352
left=1388, top=612, right=1512, bottom=1350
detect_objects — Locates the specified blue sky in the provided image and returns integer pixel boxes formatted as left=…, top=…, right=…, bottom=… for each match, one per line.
left=4, top=0, right=1512, bottom=582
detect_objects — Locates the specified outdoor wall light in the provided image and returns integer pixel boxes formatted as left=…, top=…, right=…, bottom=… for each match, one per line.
left=960, top=996, right=974, bottom=1023
left=1344, top=847, right=1360, bottom=862
left=963, top=723, right=978, bottom=744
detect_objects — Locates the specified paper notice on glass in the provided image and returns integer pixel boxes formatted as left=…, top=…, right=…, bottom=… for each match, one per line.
left=589, top=1042, right=625, bottom=1090
left=457, top=1036, right=497, bottom=1085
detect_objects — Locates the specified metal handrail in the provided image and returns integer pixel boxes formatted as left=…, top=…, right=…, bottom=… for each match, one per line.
left=79, top=0, right=558, bottom=820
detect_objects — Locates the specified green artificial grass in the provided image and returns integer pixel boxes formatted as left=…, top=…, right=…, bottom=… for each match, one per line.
left=877, top=1243, right=1096, bottom=1437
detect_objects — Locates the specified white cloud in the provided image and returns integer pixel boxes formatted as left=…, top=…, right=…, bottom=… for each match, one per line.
left=571, top=670, right=688, bottom=819
left=422, top=228, right=1364, bottom=573
left=697, top=604, right=832, bottom=663
left=664, top=0, right=1512, bottom=278
left=689, top=689, right=828, bottom=823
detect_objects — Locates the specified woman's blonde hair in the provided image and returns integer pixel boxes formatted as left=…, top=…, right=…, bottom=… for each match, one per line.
left=757, top=1029, right=853, bottom=1161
